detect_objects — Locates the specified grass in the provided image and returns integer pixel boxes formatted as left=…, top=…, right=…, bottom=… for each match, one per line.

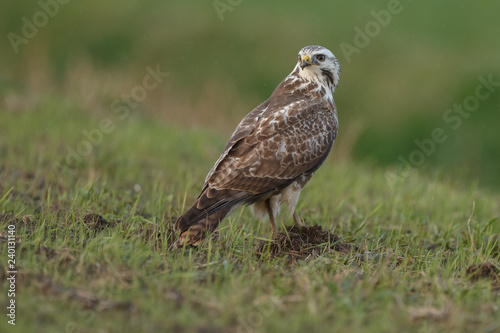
left=0, top=100, right=499, bottom=333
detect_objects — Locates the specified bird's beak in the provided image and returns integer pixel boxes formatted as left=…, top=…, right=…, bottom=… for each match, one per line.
left=300, top=55, right=311, bottom=69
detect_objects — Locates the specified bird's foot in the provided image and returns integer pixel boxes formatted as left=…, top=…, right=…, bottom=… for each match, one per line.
left=293, top=211, right=305, bottom=227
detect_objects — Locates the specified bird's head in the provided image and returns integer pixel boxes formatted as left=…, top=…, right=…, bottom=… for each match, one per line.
left=296, top=45, right=340, bottom=89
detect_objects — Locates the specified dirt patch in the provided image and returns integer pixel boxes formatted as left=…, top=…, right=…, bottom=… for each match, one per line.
left=254, top=225, right=357, bottom=262
left=466, top=262, right=500, bottom=283
left=82, top=213, right=113, bottom=232
left=0, top=212, right=37, bottom=229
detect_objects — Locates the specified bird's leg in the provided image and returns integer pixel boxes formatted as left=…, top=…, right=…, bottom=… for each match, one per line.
left=266, top=199, right=276, bottom=236
left=293, top=210, right=305, bottom=227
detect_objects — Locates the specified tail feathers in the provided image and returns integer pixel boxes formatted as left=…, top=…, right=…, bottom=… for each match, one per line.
left=175, top=187, right=249, bottom=232
left=173, top=208, right=230, bottom=248
left=173, top=186, right=263, bottom=248
left=174, top=204, right=207, bottom=232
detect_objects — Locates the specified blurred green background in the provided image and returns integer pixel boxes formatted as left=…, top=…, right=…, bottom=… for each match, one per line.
left=1, top=0, right=499, bottom=189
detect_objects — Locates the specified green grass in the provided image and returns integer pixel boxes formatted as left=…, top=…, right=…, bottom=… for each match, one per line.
left=0, top=101, right=499, bottom=332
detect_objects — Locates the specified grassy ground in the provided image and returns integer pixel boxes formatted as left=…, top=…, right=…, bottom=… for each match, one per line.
left=1, top=101, right=499, bottom=332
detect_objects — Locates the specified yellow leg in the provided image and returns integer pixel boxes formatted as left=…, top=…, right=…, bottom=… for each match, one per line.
left=266, top=199, right=276, bottom=235
left=293, top=211, right=305, bottom=227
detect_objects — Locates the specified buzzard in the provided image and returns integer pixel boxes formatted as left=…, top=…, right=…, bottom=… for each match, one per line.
left=174, top=45, right=341, bottom=248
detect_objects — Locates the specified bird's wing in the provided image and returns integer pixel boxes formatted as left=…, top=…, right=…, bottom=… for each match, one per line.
left=205, top=96, right=338, bottom=197
left=202, top=99, right=270, bottom=188
left=175, top=92, right=338, bottom=232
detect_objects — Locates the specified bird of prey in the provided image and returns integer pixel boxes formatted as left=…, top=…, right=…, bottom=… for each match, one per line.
left=174, top=45, right=341, bottom=248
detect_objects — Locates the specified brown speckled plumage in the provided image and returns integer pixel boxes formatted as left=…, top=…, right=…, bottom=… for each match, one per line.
left=174, top=45, right=341, bottom=248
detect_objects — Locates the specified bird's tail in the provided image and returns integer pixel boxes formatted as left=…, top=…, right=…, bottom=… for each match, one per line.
left=173, top=187, right=244, bottom=248
left=173, top=207, right=230, bottom=248
left=172, top=179, right=290, bottom=248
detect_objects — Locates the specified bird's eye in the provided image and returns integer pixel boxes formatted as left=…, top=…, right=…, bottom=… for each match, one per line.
left=316, top=54, right=325, bottom=62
